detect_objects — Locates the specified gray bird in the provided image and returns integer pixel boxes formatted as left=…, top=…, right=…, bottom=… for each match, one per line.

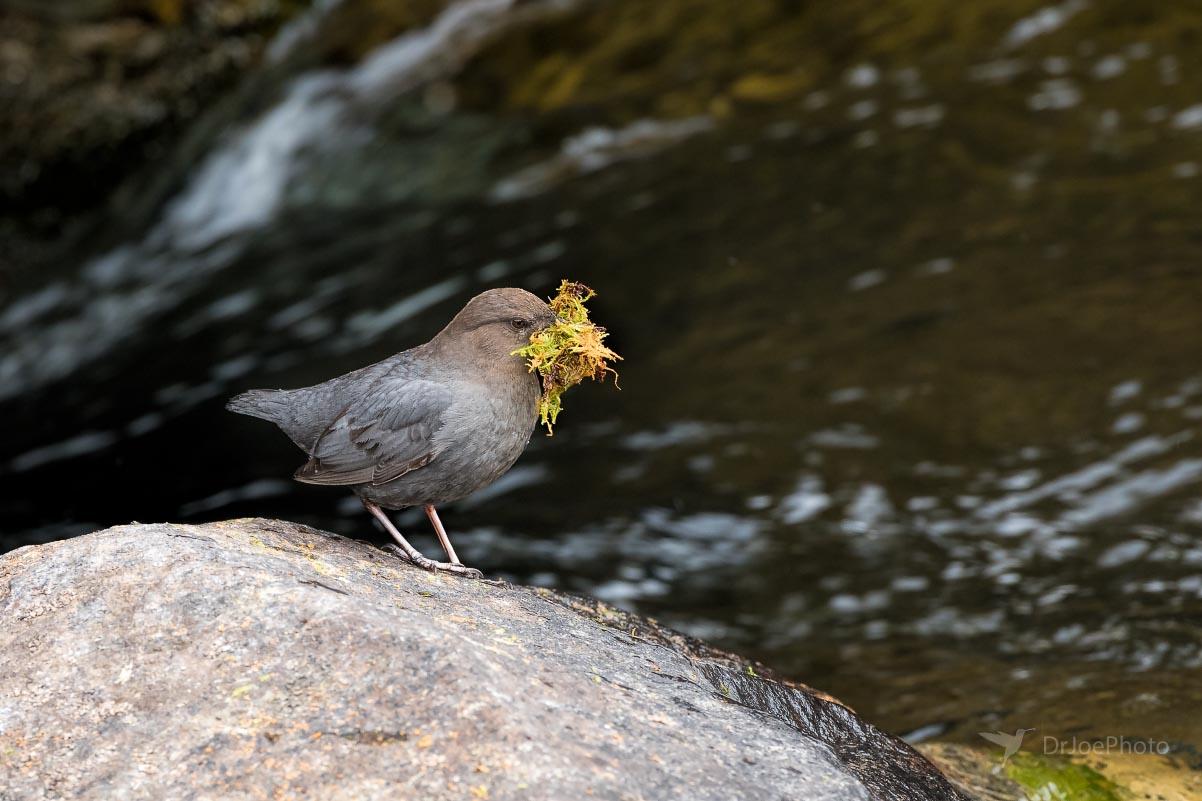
left=227, top=288, right=559, bottom=578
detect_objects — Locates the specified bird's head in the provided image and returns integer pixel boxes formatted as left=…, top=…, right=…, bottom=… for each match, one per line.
left=440, top=288, right=559, bottom=362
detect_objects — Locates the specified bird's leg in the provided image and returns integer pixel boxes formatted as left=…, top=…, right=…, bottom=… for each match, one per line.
left=362, top=499, right=481, bottom=578
left=363, top=499, right=430, bottom=565
left=424, top=505, right=462, bottom=565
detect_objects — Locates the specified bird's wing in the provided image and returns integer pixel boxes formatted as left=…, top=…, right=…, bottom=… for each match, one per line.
left=977, top=732, right=1010, bottom=747
left=294, top=375, right=452, bottom=487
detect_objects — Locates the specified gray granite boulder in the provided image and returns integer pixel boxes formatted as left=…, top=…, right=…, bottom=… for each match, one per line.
left=0, top=519, right=970, bottom=800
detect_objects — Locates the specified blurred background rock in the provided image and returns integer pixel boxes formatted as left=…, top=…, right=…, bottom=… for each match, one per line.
left=3, top=1, right=294, bottom=271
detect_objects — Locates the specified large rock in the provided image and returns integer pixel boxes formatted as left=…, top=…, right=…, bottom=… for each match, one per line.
left=0, top=519, right=970, bottom=800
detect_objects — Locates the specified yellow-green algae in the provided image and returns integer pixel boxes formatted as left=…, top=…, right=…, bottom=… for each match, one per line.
left=1004, top=752, right=1127, bottom=801
left=513, top=281, right=621, bottom=434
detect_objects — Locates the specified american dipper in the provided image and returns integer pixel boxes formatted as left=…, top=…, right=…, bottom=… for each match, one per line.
left=227, top=288, right=558, bottom=578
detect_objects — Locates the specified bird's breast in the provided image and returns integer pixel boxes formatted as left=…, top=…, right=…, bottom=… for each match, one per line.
left=434, top=372, right=538, bottom=464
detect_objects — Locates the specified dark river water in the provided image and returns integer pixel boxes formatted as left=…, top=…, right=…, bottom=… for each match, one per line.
left=3, top=0, right=1202, bottom=748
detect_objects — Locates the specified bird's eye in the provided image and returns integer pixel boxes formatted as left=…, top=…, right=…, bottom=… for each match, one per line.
left=510, top=318, right=528, bottom=331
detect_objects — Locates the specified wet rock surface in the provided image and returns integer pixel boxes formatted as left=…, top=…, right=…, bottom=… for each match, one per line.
left=0, top=519, right=967, bottom=800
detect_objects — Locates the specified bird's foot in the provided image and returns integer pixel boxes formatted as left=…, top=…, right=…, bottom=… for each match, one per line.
left=382, top=544, right=483, bottom=579
left=435, top=562, right=484, bottom=579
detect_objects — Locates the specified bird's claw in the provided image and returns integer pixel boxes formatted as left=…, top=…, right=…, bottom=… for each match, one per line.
left=382, top=544, right=483, bottom=579
left=437, top=563, right=484, bottom=579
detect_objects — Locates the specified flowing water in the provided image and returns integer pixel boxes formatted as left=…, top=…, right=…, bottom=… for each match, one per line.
left=3, top=0, right=1202, bottom=754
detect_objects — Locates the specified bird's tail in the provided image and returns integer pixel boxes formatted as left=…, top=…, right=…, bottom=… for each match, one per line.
left=225, top=389, right=292, bottom=423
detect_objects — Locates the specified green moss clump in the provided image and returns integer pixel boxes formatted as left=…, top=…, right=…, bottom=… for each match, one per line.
left=1004, top=752, right=1127, bottom=801
left=513, top=280, right=621, bottom=434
